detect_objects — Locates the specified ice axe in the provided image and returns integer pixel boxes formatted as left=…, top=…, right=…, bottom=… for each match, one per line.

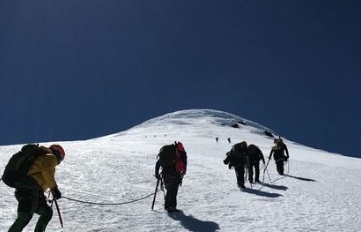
left=151, top=176, right=163, bottom=210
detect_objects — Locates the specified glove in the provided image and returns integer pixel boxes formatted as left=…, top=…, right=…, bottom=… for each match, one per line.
left=180, top=171, right=186, bottom=177
left=155, top=174, right=161, bottom=180
left=284, top=156, right=289, bottom=162
left=51, top=187, right=62, bottom=200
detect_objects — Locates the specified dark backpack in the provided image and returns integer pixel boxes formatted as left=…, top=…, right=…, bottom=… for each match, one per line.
left=157, top=144, right=176, bottom=168
left=248, top=144, right=261, bottom=161
left=1, top=144, right=47, bottom=188
left=230, top=143, right=248, bottom=165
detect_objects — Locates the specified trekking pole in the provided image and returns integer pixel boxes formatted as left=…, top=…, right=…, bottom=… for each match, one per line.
left=151, top=177, right=161, bottom=210
left=266, top=169, right=272, bottom=182
left=245, top=166, right=253, bottom=189
left=263, top=158, right=271, bottom=182
left=264, top=158, right=271, bottom=172
left=244, top=166, right=248, bottom=183
left=284, top=158, right=290, bottom=176
left=160, top=177, right=164, bottom=193
left=52, top=194, right=64, bottom=228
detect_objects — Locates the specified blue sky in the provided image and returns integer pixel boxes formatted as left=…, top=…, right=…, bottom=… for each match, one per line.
left=1, top=1, right=360, bottom=158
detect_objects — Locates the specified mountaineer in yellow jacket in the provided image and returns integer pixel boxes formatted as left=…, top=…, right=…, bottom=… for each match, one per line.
left=8, top=144, right=65, bottom=232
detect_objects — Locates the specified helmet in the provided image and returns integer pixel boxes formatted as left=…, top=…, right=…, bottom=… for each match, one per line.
left=49, top=144, right=65, bottom=161
left=241, top=141, right=247, bottom=147
left=175, top=141, right=185, bottom=152
left=274, top=138, right=280, bottom=144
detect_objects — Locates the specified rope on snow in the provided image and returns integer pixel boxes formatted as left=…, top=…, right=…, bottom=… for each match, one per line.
left=62, top=189, right=162, bottom=206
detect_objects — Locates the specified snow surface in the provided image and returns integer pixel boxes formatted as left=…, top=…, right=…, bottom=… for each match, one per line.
left=1, top=109, right=361, bottom=232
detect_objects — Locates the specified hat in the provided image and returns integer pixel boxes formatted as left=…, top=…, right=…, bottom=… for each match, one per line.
left=49, top=144, right=65, bottom=162
left=175, top=142, right=185, bottom=152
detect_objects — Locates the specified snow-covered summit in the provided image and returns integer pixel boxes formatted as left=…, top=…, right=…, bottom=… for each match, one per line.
left=136, top=109, right=271, bottom=130
left=110, top=109, right=275, bottom=141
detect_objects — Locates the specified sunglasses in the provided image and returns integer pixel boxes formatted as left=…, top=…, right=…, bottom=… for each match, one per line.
left=52, top=149, right=64, bottom=164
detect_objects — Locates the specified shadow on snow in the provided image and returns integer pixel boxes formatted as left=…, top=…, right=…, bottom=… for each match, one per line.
left=259, top=182, right=288, bottom=191
left=285, top=174, right=316, bottom=182
left=242, top=187, right=283, bottom=198
left=168, top=210, right=220, bottom=232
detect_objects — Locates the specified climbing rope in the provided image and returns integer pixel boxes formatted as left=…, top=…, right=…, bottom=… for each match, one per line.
left=249, top=159, right=290, bottom=191
left=62, top=189, right=161, bottom=206
left=263, top=159, right=290, bottom=184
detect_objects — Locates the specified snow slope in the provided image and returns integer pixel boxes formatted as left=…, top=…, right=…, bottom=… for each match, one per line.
left=1, top=109, right=361, bottom=232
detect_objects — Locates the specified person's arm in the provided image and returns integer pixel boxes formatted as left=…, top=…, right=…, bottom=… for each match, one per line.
left=223, top=152, right=231, bottom=165
left=283, top=143, right=289, bottom=158
left=258, top=148, right=265, bottom=164
left=182, top=151, right=187, bottom=174
left=155, top=160, right=161, bottom=177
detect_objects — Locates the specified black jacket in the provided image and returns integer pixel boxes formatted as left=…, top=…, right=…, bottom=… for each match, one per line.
left=269, top=142, right=289, bottom=162
left=247, top=144, right=265, bottom=164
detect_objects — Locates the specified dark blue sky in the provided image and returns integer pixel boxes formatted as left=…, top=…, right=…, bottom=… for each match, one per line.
left=1, top=1, right=360, bottom=158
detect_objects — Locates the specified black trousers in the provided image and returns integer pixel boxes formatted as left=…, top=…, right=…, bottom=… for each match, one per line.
left=234, top=165, right=246, bottom=187
left=8, top=184, right=53, bottom=232
left=248, top=162, right=261, bottom=182
left=275, top=160, right=285, bottom=175
left=163, top=174, right=181, bottom=209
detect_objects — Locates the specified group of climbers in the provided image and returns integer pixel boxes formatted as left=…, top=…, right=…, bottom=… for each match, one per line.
left=1, top=136, right=288, bottom=231
left=223, top=138, right=289, bottom=188
left=155, top=137, right=289, bottom=212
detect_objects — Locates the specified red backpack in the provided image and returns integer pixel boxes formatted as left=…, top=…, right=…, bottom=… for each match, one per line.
left=175, top=156, right=185, bottom=173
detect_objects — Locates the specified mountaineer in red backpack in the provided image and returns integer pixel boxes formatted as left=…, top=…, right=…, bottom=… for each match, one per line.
left=155, top=141, right=187, bottom=213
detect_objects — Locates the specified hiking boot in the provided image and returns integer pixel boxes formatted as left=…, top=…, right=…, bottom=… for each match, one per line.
left=238, top=184, right=246, bottom=189
left=167, top=207, right=180, bottom=213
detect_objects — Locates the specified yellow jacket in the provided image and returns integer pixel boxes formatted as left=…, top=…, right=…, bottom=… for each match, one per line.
left=27, top=146, right=58, bottom=191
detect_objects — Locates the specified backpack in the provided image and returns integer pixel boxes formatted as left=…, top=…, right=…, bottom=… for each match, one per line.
left=248, top=144, right=261, bottom=161
left=230, top=143, right=248, bottom=166
left=157, top=144, right=176, bottom=168
left=1, top=144, right=47, bottom=188
left=175, top=156, right=185, bottom=173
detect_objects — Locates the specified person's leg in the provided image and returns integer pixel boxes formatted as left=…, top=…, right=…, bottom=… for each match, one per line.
left=8, top=212, right=33, bottom=232
left=235, top=166, right=245, bottom=188
left=167, top=184, right=179, bottom=209
left=276, top=161, right=284, bottom=175
left=248, top=164, right=254, bottom=183
left=8, top=188, right=34, bottom=232
left=163, top=175, right=179, bottom=210
left=254, top=162, right=261, bottom=182
left=164, top=176, right=180, bottom=209
left=34, top=193, right=53, bottom=232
